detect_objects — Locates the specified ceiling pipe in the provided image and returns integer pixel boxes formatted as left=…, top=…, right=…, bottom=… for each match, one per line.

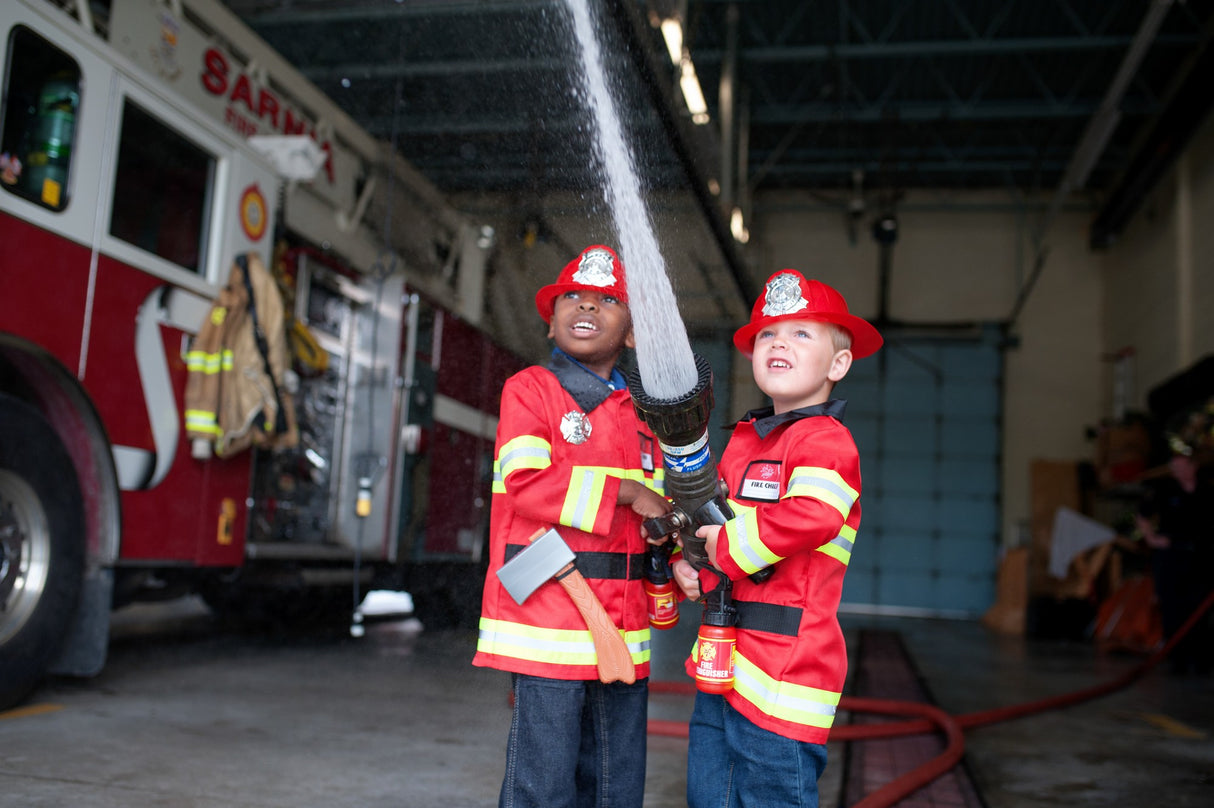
left=1008, top=0, right=1174, bottom=328
left=718, top=3, right=737, bottom=214
left=604, top=0, right=758, bottom=304
left=1090, top=10, right=1214, bottom=248
left=736, top=84, right=752, bottom=243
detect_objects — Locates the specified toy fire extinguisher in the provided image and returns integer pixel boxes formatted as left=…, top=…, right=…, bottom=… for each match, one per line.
left=694, top=598, right=737, bottom=694
left=644, top=545, right=679, bottom=629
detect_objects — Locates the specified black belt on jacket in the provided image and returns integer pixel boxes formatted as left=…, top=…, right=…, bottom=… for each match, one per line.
left=733, top=600, right=803, bottom=637
left=504, top=543, right=646, bottom=581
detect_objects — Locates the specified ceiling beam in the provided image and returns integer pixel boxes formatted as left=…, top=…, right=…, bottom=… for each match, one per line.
left=689, top=33, right=1198, bottom=64
left=1091, top=9, right=1214, bottom=247
left=235, top=0, right=552, bottom=26
left=319, top=88, right=1154, bottom=136
left=1009, top=0, right=1175, bottom=326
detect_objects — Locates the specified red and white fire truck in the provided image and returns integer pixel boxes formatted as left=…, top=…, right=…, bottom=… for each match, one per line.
left=0, top=0, right=525, bottom=708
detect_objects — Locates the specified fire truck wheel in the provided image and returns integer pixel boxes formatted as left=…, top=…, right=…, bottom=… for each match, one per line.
left=0, top=394, right=85, bottom=710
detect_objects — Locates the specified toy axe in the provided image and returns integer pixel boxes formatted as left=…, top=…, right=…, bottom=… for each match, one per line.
left=497, top=528, right=636, bottom=684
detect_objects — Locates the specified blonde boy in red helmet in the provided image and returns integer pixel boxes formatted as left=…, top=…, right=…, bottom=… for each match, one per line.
left=474, top=245, right=672, bottom=808
left=672, top=269, right=883, bottom=808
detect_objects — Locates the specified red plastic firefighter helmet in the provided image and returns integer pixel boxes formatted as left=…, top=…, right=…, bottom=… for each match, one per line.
left=733, top=270, right=883, bottom=359
left=535, top=245, right=629, bottom=323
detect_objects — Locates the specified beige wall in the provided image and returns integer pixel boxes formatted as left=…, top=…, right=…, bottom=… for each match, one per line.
left=747, top=191, right=1105, bottom=547
left=1103, top=111, right=1214, bottom=405
left=743, top=111, right=1214, bottom=549
left=1000, top=217, right=1105, bottom=544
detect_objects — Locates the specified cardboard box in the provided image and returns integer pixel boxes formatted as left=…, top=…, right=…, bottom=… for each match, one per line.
left=982, top=547, right=1027, bottom=635
left=1029, top=460, right=1082, bottom=597
left=1094, top=421, right=1151, bottom=486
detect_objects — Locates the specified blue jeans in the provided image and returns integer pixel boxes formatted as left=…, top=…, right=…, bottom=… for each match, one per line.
left=687, top=692, right=828, bottom=808
left=500, top=673, right=649, bottom=808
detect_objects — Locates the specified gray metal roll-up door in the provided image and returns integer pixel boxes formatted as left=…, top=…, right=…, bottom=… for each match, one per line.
left=838, top=326, right=1004, bottom=616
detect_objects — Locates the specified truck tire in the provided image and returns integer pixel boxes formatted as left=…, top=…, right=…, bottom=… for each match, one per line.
left=0, top=394, right=85, bottom=709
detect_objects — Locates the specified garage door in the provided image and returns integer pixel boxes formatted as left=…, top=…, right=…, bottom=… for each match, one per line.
left=837, top=327, right=1003, bottom=616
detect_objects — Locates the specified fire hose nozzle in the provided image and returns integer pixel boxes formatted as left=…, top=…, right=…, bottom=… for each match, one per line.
left=629, top=354, right=774, bottom=585
left=628, top=354, right=715, bottom=447
left=628, top=354, right=724, bottom=571
left=642, top=510, right=690, bottom=544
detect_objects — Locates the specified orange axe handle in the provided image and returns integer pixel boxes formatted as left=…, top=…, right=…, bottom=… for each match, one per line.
left=554, top=562, right=637, bottom=684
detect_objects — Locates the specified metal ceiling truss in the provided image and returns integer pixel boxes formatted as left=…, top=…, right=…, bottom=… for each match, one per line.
left=685, top=0, right=1205, bottom=193
left=225, top=0, right=1214, bottom=236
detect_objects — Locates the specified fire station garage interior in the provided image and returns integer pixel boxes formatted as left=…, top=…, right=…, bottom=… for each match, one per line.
left=4, top=0, right=1214, bottom=806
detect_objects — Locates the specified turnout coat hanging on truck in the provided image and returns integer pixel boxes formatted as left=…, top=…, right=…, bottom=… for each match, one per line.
left=184, top=251, right=297, bottom=458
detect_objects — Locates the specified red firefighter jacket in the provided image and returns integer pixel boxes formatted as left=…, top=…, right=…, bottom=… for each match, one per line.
left=686, top=400, right=860, bottom=743
left=474, top=353, right=664, bottom=680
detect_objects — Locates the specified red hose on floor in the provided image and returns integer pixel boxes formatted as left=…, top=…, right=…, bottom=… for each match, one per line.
left=647, top=587, right=1214, bottom=807
left=647, top=691, right=965, bottom=807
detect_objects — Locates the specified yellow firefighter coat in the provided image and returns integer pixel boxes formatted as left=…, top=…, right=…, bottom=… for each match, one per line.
left=185, top=252, right=297, bottom=457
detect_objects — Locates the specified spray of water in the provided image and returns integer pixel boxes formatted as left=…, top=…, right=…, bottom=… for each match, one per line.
left=562, top=0, right=698, bottom=401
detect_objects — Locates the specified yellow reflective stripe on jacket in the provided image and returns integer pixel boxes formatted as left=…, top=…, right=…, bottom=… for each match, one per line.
left=492, top=448, right=663, bottom=500
left=723, top=503, right=778, bottom=575
left=816, top=523, right=856, bottom=564
left=494, top=435, right=553, bottom=493
left=561, top=466, right=609, bottom=532
left=185, top=348, right=233, bottom=375
left=576, top=465, right=666, bottom=495
left=617, top=466, right=665, bottom=495
left=555, top=462, right=667, bottom=531
left=786, top=466, right=858, bottom=520
left=477, top=618, right=651, bottom=666
left=733, top=650, right=841, bottom=730
left=185, top=409, right=221, bottom=436
left=492, top=460, right=505, bottom=494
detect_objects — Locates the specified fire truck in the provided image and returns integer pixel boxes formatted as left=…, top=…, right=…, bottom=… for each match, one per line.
left=0, top=0, right=525, bottom=708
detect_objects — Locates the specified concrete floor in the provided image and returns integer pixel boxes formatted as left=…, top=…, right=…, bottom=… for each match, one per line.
left=2, top=597, right=1212, bottom=807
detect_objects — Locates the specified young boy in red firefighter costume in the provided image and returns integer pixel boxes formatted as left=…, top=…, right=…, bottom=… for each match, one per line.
left=672, top=269, right=883, bottom=808
left=473, top=245, right=673, bottom=808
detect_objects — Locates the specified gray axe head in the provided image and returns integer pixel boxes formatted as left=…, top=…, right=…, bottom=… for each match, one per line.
left=496, top=528, right=575, bottom=605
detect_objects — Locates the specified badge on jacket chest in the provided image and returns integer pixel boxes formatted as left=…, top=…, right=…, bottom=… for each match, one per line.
left=739, top=460, right=782, bottom=501
left=561, top=411, right=592, bottom=444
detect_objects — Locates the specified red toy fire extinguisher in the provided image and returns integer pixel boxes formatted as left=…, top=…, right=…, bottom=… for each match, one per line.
left=644, top=546, right=680, bottom=629
left=694, top=600, right=736, bottom=693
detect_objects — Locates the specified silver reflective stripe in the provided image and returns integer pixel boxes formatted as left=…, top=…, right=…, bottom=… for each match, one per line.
left=501, top=444, right=551, bottom=471
left=789, top=471, right=857, bottom=510
left=831, top=532, right=853, bottom=553
left=567, top=468, right=596, bottom=528
left=733, top=517, right=770, bottom=571
left=735, top=665, right=837, bottom=718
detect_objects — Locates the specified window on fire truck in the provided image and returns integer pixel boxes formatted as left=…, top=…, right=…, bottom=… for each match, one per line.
left=0, top=25, right=82, bottom=211
left=109, top=100, right=215, bottom=275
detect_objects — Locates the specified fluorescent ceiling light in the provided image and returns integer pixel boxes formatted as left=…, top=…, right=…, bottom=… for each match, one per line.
left=680, top=61, right=709, bottom=124
left=660, top=19, right=683, bottom=65
left=730, top=207, right=749, bottom=243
